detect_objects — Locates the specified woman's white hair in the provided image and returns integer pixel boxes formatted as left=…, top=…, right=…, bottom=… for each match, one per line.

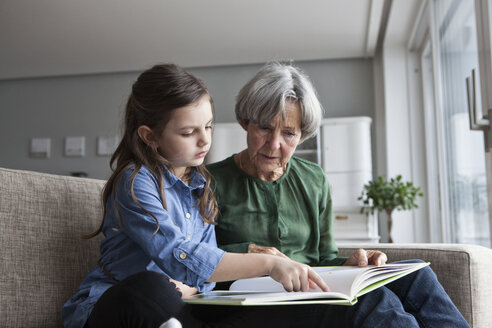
left=235, top=61, right=323, bottom=140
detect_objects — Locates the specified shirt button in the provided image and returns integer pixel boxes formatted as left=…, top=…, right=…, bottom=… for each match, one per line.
left=185, top=213, right=191, bottom=219
left=179, top=252, right=187, bottom=259
left=186, top=236, right=191, bottom=240
left=203, top=221, right=207, bottom=226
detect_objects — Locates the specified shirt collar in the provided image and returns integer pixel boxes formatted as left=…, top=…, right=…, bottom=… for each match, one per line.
left=163, top=167, right=206, bottom=190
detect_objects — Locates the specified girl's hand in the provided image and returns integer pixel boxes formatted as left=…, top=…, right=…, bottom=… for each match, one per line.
left=169, top=278, right=198, bottom=298
left=268, top=257, right=330, bottom=292
left=343, top=248, right=388, bottom=267
left=248, top=243, right=289, bottom=258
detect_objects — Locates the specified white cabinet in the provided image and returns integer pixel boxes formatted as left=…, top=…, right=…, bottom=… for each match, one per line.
left=320, top=117, right=372, bottom=207
left=205, top=123, right=247, bottom=164
left=332, top=208, right=379, bottom=244
left=321, top=117, right=379, bottom=244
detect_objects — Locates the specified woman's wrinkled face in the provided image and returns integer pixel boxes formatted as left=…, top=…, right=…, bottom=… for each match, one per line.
left=244, top=100, right=302, bottom=179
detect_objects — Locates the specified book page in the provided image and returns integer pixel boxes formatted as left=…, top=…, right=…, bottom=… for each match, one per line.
left=230, top=266, right=367, bottom=299
left=230, top=263, right=429, bottom=300
left=185, top=262, right=429, bottom=306
left=351, top=263, right=430, bottom=298
left=184, top=290, right=357, bottom=305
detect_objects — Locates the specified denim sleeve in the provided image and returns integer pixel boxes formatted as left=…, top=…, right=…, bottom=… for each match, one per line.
left=115, top=168, right=225, bottom=291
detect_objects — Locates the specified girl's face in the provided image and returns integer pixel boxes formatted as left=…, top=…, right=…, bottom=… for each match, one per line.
left=156, top=95, right=213, bottom=179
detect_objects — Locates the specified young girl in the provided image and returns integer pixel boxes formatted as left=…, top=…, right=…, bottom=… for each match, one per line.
left=61, top=64, right=327, bottom=328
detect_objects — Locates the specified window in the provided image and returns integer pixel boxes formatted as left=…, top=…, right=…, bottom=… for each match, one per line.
left=427, top=0, right=490, bottom=246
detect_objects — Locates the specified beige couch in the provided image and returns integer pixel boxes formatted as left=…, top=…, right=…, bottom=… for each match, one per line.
left=1, top=167, right=492, bottom=327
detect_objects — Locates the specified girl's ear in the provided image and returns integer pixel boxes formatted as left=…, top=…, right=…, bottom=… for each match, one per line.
left=137, top=125, right=156, bottom=147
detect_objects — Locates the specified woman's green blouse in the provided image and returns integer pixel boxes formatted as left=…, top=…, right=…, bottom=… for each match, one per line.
left=207, top=155, right=347, bottom=267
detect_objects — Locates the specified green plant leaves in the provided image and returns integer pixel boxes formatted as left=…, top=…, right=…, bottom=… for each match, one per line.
left=358, top=175, right=423, bottom=215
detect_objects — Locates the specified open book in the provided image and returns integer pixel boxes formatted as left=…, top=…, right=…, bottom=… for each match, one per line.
left=184, top=262, right=430, bottom=306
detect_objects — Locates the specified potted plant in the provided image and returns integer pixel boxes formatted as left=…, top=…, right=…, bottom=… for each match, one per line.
left=358, top=175, right=423, bottom=243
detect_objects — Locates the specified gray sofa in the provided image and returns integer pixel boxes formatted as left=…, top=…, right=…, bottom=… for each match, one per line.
left=1, top=167, right=492, bottom=327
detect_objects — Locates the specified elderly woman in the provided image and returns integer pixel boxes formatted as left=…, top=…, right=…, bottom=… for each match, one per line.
left=207, top=62, right=469, bottom=327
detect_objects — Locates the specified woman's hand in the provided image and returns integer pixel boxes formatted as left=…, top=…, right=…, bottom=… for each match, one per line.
left=343, top=248, right=387, bottom=267
left=268, top=257, right=330, bottom=292
left=248, top=243, right=289, bottom=258
left=169, top=278, right=198, bottom=298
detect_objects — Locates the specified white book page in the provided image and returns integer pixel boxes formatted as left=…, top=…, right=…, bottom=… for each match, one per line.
left=230, top=266, right=367, bottom=299
left=184, top=263, right=429, bottom=305
left=229, top=263, right=425, bottom=300
left=350, top=263, right=425, bottom=296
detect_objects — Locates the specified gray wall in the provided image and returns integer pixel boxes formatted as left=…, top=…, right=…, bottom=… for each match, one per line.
left=191, top=58, right=375, bottom=122
left=0, top=58, right=374, bottom=180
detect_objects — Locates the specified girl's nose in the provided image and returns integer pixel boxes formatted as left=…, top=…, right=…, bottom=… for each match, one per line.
left=198, top=129, right=211, bottom=147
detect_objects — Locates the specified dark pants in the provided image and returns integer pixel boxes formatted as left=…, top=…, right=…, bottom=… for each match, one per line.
left=86, top=271, right=197, bottom=328
left=86, top=261, right=470, bottom=328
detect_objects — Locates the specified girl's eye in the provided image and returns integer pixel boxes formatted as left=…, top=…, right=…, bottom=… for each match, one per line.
left=181, top=131, right=194, bottom=137
left=206, top=125, right=213, bottom=130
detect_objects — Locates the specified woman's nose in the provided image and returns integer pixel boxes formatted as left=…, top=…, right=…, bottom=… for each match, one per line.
left=267, top=132, right=281, bottom=150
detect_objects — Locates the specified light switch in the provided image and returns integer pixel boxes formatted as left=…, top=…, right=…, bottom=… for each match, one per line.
left=65, top=136, right=85, bottom=157
left=97, top=135, right=119, bottom=156
left=30, top=138, right=51, bottom=158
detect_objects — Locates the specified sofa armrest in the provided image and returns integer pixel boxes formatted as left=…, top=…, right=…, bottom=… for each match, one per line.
left=338, top=243, right=492, bottom=328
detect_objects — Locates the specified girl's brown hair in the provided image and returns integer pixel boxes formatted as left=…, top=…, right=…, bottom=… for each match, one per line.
left=83, top=64, right=218, bottom=238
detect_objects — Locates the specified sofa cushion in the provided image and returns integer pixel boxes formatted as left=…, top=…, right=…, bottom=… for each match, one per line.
left=0, top=168, right=104, bottom=327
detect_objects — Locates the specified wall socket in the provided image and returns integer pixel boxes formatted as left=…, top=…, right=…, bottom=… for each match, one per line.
left=30, top=137, right=51, bottom=158
left=65, top=136, right=85, bottom=157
